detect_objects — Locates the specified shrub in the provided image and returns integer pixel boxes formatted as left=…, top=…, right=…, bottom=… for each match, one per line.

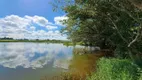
left=88, top=58, right=139, bottom=80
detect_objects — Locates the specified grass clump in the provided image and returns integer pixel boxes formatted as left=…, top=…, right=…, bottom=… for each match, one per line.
left=88, top=58, right=140, bottom=80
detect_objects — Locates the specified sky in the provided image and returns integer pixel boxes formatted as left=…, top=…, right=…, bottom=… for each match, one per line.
left=0, top=0, right=68, bottom=40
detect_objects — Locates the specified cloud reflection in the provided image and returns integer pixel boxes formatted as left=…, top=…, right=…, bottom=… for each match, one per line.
left=0, top=43, right=73, bottom=69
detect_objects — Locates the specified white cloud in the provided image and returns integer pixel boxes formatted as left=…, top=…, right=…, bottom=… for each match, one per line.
left=0, top=15, right=31, bottom=29
left=0, top=15, right=67, bottom=40
left=54, top=16, right=68, bottom=26
left=25, top=15, right=52, bottom=26
left=29, top=26, right=36, bottom=31
left=45, top=25, right=58, bottom=30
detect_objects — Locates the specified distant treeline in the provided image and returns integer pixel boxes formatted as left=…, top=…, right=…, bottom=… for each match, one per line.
left=0, top=37, right=14, bottom=40
left=0, top=37, right=71, bottom=43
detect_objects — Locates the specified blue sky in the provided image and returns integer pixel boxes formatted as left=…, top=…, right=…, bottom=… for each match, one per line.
left=0, top=0, right=68, bottom=40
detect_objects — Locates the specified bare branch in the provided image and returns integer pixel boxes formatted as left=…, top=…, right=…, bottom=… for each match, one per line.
left=128, top=25, right=142, bottom=47
left=108, top=17, right=128, bottom=43
left=110, top=3, right=142, bottom=47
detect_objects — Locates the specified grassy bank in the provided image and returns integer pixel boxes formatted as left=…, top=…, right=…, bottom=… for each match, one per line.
left=0, top=39, right=71, bottom=43
left=39, top=47, right=142, bottom=80
left=87, top=58, right=141, bottom=80
left=57, top=58, right=142, bottom=80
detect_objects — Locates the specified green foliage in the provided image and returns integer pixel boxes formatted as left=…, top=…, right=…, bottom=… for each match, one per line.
left=87, top=58, right=140, bottom=80
left=52, top=0, right=142, bottom=59
left=139, top=73, right=142, bottom=80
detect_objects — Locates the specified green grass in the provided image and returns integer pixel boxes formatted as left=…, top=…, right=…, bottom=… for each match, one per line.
left=87, top=58, right=140, bottom=80
left=0, top=39, right=71, bottom=43
left=52, top=57, right=141, bottom=80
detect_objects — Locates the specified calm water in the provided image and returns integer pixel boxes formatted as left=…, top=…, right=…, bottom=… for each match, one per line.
left=0, top=42, right=99, bottom=80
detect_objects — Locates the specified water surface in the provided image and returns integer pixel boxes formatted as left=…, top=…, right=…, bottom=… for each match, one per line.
left=0, top=42, right=99, bottom=80
left=0, top=42, right=76, bottom=80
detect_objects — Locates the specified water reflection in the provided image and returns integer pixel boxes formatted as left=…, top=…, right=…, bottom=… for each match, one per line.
left=0, top=42, right=99, bottom=80
left=0, top=43, right=73, bottom=69
left=67, top=53, right=100, bottom=80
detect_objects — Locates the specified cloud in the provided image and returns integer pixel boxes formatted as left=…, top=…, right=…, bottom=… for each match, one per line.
left=29, top=26, right=36, bottom=31
left=25, top=15, right=52, bottom=26
left=54, top=16, right=68, bottom=26
left=0, top=15, right=31, bottom=29
left=45, top=25, right=58, bottom=30
left=0, top=15, right=67, bottom=40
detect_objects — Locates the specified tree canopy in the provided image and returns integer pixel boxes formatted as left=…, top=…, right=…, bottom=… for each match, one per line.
left=53, top=0, right=142, bottom=58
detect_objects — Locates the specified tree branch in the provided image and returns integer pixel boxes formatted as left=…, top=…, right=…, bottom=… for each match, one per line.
left=111, top=3, right=140, bottom=23
left=110, top=3, right=142, bottom=47
left=108, top=17, right=128, bottom=43
left=128, top=25, right=142, bottom=47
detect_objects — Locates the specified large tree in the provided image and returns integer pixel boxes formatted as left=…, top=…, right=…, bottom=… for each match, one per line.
left=53, top=0, right=142, bottom=58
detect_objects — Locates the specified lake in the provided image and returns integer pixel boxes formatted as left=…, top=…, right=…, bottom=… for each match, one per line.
left=0, top=42, right=99, bottom=80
